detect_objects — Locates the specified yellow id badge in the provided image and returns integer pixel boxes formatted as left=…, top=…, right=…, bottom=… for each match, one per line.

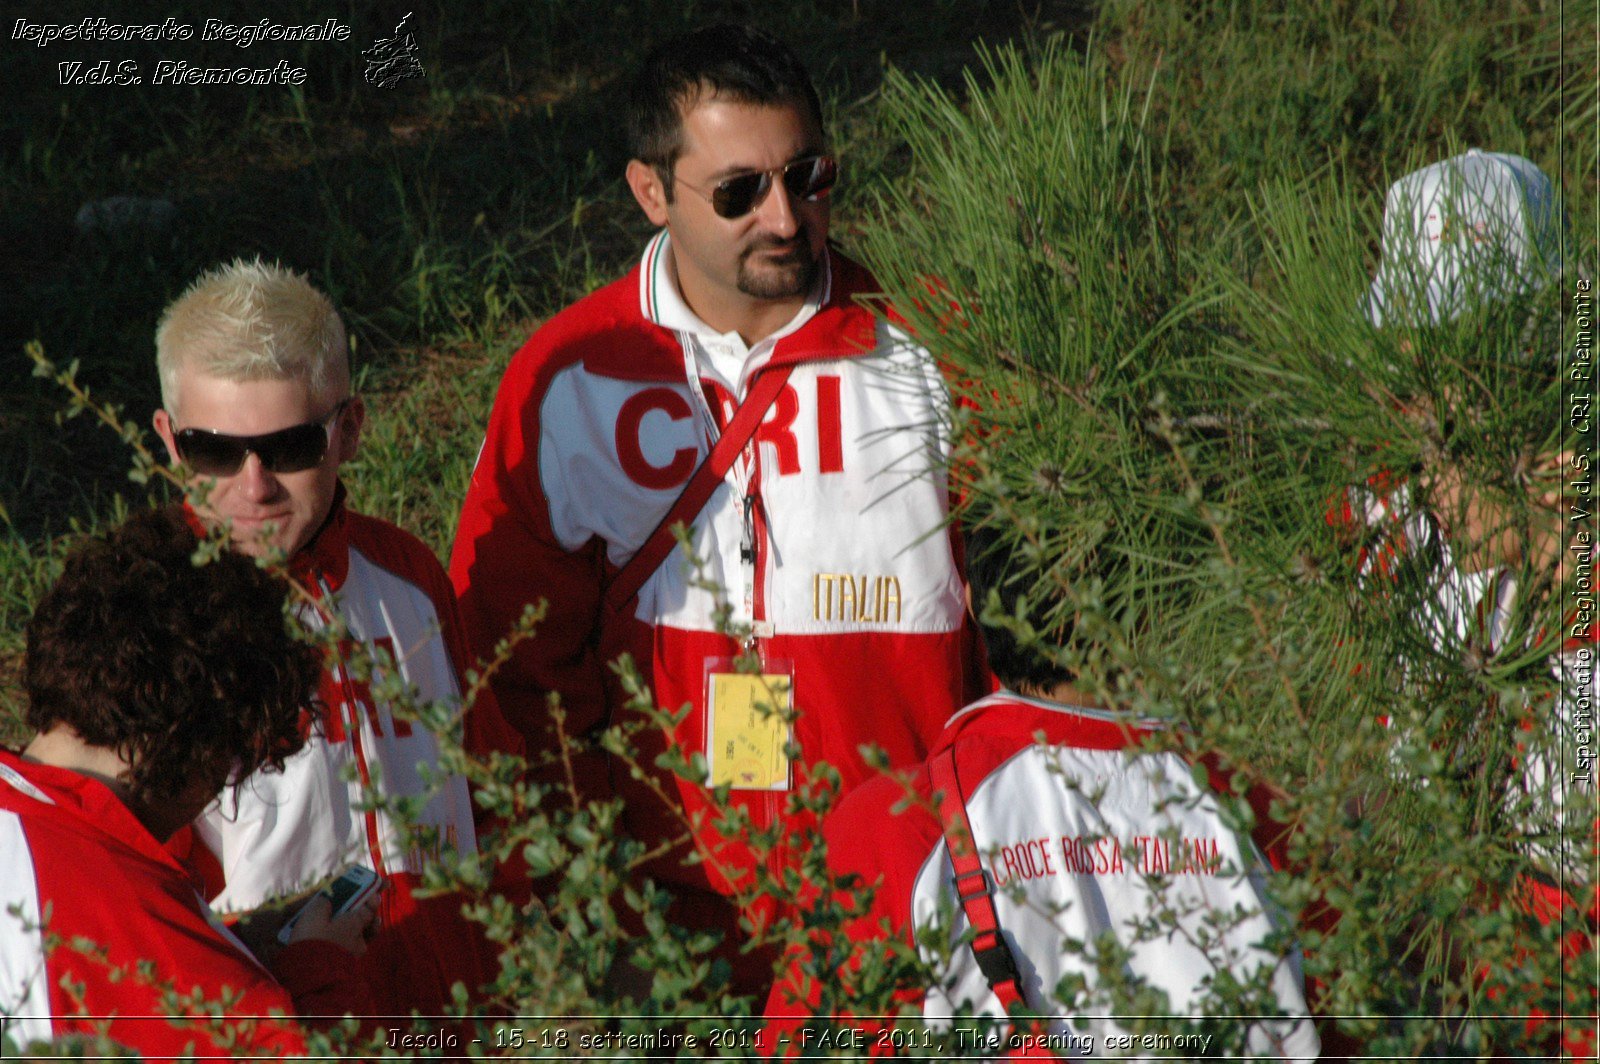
left=704, top=658, right=793, bottom=791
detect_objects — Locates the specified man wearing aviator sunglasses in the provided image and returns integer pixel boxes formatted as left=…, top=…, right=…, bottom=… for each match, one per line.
left=675, top=153, right=838, bottom=226
left=452, top=24, right=985, bottom=994
left=150, top=258, right=516, bottom=1021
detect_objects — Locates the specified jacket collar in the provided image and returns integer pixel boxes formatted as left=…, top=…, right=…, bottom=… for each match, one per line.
left=937, top=688, right=1165, bottom=751
left=180, top=485, right=350, bottom=595
left=583, top=233, right=877, bottom=382
left=640, top=229, right=833, bottom=339
left=287, top=484, right=350, bottom=593
left=0, top=749, right=176, bottom=870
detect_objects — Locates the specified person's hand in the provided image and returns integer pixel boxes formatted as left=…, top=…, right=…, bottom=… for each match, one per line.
left=230, top=904, right=294, bottom=966
left=285, top=881, right=384, bottom=956
left=1423, top=449, right=1568, bottom=577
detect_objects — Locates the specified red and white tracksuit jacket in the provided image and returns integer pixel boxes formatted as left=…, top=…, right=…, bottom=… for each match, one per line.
left=0, top=751, right=366, bottom=1056
left=450, top=237, right=984, bottom=904
left=763, top=692, right=1321, bottom=1060
left=173, top=494, right=514, bottom=1016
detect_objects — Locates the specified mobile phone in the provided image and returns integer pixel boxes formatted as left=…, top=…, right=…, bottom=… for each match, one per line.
left=277, top=865, right=381, bottom=945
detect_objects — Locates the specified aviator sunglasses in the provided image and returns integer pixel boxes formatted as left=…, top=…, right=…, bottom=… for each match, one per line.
left=172, top=400, right=349, bottom=476
left=678, top=155, right=838, bottom=219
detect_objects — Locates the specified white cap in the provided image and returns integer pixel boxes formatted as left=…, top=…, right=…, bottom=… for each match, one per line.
left=1365, top=149, right=1563, bottom=328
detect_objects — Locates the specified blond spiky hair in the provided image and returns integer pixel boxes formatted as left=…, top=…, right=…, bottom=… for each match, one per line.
left=155, top=257, right=348, bottom=412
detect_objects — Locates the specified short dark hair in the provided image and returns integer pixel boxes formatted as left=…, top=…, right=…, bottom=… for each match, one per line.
left=963, top=523, right=1076, bottom=692
left=24, top=507, right=317, bottom=808
left=627, top=23, right=824, bottom=198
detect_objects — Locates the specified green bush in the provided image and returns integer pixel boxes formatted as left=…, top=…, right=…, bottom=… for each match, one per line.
left=857, top=35, right=1593, bottom=1058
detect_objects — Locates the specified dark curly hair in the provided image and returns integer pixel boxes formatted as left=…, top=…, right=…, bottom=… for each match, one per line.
left=964, top=522, right=1076, bottom=693
left=24, top=506, right=318, bottom=809
left=627, top=23, right=824, bottom=199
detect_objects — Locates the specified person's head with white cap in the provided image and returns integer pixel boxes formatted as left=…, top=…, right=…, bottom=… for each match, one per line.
left=1365, top=149, right=1564, bottom=329
left=1363, top=151, right=1573, bottom=577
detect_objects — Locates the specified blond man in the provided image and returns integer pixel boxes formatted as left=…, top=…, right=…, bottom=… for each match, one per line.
left=152, top=258, right=515, bottom=1018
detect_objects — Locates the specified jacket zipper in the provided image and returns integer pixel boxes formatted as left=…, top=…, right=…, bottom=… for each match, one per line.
left=706, top=359, right=787, bottom=865
left=741, top=452, right=786, bottom=871
left=317, top=575, right=387, bottom=876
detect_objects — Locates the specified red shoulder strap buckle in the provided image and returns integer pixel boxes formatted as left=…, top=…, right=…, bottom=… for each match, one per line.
left=930, top=747, right=1026, bottom=1013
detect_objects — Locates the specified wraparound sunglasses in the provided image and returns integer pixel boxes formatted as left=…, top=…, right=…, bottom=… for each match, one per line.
left=173, top=400, right=349, bottom=476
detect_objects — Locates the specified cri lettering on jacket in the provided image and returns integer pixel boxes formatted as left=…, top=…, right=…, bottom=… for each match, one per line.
left=615, top=376, right=846, bottom=489
left=403, top=825, right=459, bottom=868
left=315, top=636, right=413, bottom=741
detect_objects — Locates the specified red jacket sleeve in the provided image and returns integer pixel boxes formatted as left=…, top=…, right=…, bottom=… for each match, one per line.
left=401, top=528, right=526, bottom=766
left=45, top=894, right=315, bottom=1058
left=449, top=327, right=614, bottom=809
